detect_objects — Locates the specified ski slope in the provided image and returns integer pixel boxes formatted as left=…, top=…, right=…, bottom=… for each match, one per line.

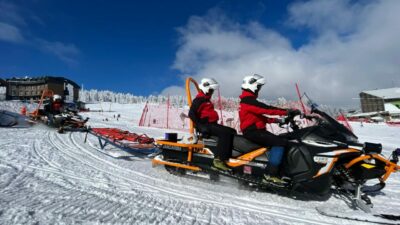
left=1, top=103, right=400, bottom=224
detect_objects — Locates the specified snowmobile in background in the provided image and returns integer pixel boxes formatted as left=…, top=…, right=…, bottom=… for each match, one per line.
left=49, top=111, right=89, bottom=133
left=28, top=89, right=89, bottom=133
left=152, top=77, right=400, bottom=223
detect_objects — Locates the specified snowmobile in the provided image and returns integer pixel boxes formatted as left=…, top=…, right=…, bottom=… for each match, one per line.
left=28, top=89, right=89, bottom=133
left=49, top=111, right=89, bottom=133
left=152, top=77, right=400, bottom=222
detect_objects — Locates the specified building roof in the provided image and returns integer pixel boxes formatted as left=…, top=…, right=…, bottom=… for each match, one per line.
left=6, top=76, right=80, bottom=89
left=0, top=78, right=6, bottom=86
left=348, top=111, right=381, bottom=117
left=385, top=103, right=400, bottom=114
left=362, top=87, right=400, bottom=99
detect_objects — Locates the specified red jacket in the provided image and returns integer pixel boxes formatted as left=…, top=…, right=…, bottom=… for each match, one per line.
left=239, top=90, right=287, bottom=132
left=189, top=92, right=219, bottom=124
left=51, top=101, right=63, bottom=114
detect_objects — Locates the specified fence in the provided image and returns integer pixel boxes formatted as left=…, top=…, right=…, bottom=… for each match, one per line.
left=138, top=97, right=310, bottom=134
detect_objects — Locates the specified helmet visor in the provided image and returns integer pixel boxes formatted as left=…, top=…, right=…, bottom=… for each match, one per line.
left=203, top=78, right=219, bottom=90
left=249, top=75, right=265, bottom=86
left=256, top=77, right=265, bottom=85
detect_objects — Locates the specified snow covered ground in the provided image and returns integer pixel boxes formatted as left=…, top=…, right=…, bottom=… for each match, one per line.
left=1, top=102, right=400, bottom=224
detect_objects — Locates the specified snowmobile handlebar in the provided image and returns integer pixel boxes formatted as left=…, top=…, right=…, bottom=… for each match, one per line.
left=279, top=113, right=321, bottom=131
left=303, top=114, right=321, bottom=122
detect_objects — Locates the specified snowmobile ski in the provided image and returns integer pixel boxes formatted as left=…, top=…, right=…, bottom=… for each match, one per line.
left=316, top=206, right=400, bottom=224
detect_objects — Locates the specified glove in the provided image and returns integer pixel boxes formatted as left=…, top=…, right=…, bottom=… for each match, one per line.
left=287, top=109, right=302, bottom=117
left=275, top=117, right=287, bottom=124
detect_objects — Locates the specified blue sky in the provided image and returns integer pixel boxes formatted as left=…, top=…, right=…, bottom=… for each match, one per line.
left=0, top=0, right=302, bottom=95
left=1, top=0, right=399, bottom=106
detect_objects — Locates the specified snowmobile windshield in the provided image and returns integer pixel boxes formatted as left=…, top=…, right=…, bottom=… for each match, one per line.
left=302, top=94, right=358, bottom=143
left=313, top=109, right=358, bottom=142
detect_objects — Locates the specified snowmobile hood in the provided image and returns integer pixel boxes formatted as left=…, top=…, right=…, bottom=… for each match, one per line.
left=239, top=90, right=258, bottom=99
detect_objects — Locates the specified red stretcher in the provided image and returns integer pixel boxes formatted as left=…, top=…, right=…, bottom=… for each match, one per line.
left=85, top=128, right=158, bottom=158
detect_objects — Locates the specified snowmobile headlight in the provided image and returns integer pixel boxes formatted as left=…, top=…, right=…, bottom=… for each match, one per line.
left=314, top=156, right=329, bottom=164
left=363, top=142, right=382, bottom=154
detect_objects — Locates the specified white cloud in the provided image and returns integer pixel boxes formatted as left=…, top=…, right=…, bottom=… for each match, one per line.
left=0, top=22, right=24, bottom=43
left=286, top=0, right=363, bottom=34
left=0, top=1, right=26, bottom=25
left=37, top=39, right=81, bottom=65
left=161, top=85, right=186, bottom=96
left=0, top=1, right=81, bottom=65
left=167, top=0, right=400, bottom=106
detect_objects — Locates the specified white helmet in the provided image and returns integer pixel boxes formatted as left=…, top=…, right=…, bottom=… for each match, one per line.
left=198, top=78, right=219, bottom=95
left=241, top=74, right=265, bottom=93
left=53, top=94, right=62, bottom=101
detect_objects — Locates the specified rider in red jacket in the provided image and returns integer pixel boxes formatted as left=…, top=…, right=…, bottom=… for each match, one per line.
left=239, top=90, right=288, bottom=133
left=189, top=78, right=236, bottom=171
left=239, top=74, right=300, bottom=185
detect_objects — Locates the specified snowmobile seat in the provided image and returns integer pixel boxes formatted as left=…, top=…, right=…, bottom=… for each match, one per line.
left=202, top=135, right=263, bottom=154
left=232, top=135, right=264, bottom=154
left=202, top=136, right=218, bottom=146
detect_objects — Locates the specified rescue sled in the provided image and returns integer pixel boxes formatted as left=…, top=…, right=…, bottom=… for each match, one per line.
left=152, top=77, right=400, bottom=222
left=0, top=110, right=32, bottom=128
left=85, top=128, right=158, bottom=158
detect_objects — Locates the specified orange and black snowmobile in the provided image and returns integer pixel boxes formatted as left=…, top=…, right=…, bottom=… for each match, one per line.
left=152, top=78, right=400, bottom=221
left=28, top=89, right=89, bottom=133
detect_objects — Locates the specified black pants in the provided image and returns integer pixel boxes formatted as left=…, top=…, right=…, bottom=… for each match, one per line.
left=244, top=129, right=287, bottom=176
left=203, top=123, right=236, bottom=161
left=243, top=129, right=288, bottom=147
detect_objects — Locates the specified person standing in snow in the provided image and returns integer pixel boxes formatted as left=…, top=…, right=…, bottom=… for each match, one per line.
left=239, top=74, right=301, bottom=185
left=44, top=94, right=66, bottom=127
left=189, top=78, right=236, bottom=171
left=51, top=95, right=64, bottom=115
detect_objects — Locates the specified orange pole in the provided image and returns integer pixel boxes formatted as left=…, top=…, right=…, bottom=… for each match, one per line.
left=185, top=77, right=200, bottom=134
left=31, top=89, right=54, bottom=117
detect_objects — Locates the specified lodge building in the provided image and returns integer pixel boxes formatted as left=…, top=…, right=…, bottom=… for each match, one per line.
left=359, top=87, right=400, bottom=114
left=3, top=76, right=80, bottom=102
